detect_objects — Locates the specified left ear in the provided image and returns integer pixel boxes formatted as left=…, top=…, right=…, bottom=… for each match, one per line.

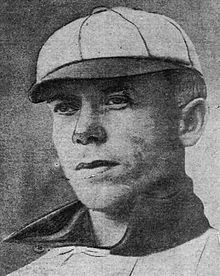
left=178, top=98, right=208, bottom=147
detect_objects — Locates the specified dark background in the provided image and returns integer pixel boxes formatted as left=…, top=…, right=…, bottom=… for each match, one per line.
left=0, top=0, right=220, bottom=274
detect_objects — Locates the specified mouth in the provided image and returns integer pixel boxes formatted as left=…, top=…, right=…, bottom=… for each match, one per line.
left=75, top=160, right=120, bottom=171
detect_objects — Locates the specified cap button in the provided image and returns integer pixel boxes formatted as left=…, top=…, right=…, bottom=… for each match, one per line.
left=91, top=7, right=109, bottom=14
left=33, top=244, right=46, bottom=254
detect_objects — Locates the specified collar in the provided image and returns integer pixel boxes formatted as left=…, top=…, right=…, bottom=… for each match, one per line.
left=3, top=176, right=210, bottom=256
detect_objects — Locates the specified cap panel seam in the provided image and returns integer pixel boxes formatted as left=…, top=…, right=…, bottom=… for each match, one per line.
left=43, top=60, right=84, bottom=79
left=110, top=9, right=151, bottom=57
left=164, top=18, right=193, bottom=66
left=78, top=15, right=92, bottom=59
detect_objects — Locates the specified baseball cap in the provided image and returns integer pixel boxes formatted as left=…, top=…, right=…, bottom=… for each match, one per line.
left=29, top=6, right=205, bottom=103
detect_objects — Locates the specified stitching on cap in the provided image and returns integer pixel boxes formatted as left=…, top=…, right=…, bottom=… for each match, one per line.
left=78, top=15, right=92, bottom=59
left=110, top=8, right=151, bottom=56
left=165, top=18, right=193, bottom=66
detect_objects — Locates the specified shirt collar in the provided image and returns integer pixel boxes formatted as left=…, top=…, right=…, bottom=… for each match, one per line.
left=4, top=175, right=210, bottom=256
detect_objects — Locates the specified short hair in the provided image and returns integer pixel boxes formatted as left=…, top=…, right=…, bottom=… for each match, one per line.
left=163, top=69, right=207, bottom=108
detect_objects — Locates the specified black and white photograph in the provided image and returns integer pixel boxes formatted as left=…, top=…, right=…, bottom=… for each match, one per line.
left=1, top=1, right=220, bottom=275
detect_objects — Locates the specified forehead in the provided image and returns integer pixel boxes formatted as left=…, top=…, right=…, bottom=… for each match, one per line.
left=44, top=72, right=169, bottom=102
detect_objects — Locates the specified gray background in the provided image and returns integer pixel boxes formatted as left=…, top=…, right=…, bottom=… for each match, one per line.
left=0, top=0, right=219, bottom=274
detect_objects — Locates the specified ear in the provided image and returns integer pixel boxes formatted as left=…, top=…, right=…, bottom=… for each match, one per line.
left=179, top=98, right=208, bottom=147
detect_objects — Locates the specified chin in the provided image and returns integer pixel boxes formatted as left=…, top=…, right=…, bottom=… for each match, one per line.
left=69, top=179, right=132, bottom=212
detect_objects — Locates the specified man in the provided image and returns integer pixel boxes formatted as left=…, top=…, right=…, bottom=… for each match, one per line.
left=3, top=6, right=220, bottom=275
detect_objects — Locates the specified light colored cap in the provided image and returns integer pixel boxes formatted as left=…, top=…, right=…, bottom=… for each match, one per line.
left=29, top=6, right=204, bottom=103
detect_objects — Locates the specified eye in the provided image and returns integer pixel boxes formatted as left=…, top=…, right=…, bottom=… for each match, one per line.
left=54, top=102, right=81, bottom=116
left=105, top=95, right=131, bottom=109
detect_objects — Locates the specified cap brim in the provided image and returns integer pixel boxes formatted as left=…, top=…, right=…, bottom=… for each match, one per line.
left=29, top=57, right=193, bottom=103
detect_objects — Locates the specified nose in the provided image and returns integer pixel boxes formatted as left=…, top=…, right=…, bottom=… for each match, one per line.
left=72, top=124, right=107, bottom=145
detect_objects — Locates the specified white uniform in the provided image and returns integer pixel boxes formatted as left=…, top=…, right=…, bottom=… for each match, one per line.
left=8, top=229, right=220, bottom=276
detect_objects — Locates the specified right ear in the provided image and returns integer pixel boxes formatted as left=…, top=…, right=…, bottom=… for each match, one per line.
left=178, top=98, right=208, bottom=147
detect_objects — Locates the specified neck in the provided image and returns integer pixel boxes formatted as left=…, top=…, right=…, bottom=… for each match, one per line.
left=88, top=172, right=187, bottom=248
left=89, top=210, right=128, bottom=247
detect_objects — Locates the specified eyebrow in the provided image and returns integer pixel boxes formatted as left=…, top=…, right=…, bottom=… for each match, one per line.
left=46, top=94, right=81, bottom=103
left=46, top=80, right=135, bottom=103
left=101, top=85, right=133, bottom=95
left=45, top=86, right=80, bottom=103
left=37, top=78, right=77, bottom=103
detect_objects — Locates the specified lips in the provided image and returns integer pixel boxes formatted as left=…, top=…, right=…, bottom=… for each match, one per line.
left=75, top=160, right=120, bottom=170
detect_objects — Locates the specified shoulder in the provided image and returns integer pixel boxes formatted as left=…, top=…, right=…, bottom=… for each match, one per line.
left=0, top=241, right=48, bottom=276
left=5, top=247, right=72, bottom=275
left=134, top=229, right=220, bottom=276
left=195, top=228, right=220, bottom=276
left=6, top=246, right=112, bottom=276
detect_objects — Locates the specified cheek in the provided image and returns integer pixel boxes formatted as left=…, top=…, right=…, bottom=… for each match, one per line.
left=52, top=118, right=75, bottom=158
left=106, top=108, right=158, bottom=159
left=105, top=108, right=173, bottom=181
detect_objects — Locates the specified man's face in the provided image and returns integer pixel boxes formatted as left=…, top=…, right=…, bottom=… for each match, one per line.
left=47, top=73, right=180, bottom=212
